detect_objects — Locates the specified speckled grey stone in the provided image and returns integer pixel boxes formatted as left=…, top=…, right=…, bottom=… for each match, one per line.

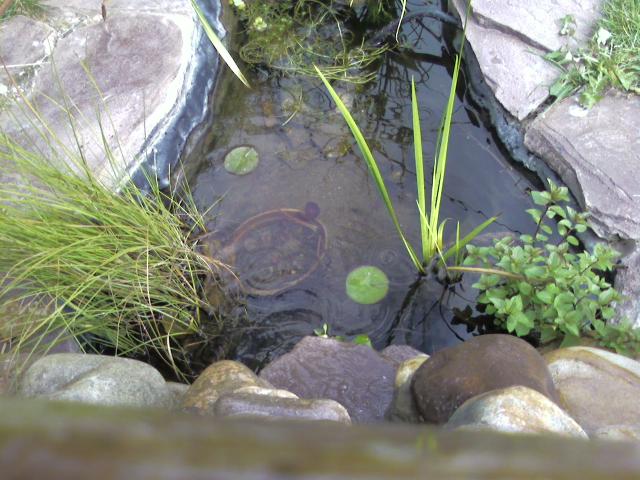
left=446, top=386, right=587, bottom=438
left=525, top=92, right=640, bottom=242
left=0, top=16, right=55, bottom=86
left=18, top=353, right=172, bottom=408
left=214, top=391, right=351, bottom=424
left=451, top=0, right=601, bottom=120
left=260, top=336, right=396, bottom=423
left=545, top=347, right=640, bottom=435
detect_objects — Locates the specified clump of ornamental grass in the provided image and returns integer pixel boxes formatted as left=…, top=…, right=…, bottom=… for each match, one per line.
left=0, top=118, right=223, bottom=376
left=316, top=0, right=495, bottom=277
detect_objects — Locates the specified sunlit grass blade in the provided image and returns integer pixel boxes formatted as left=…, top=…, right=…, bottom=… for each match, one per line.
left=441, top=216, right=499, bottom=262
left=396, top=0, right=407, bottom=42
left=191, top=0, right=251, bottom=88
left=412, top=78, right=428, bottom=263
left=315, top=65, right=422, bottom=272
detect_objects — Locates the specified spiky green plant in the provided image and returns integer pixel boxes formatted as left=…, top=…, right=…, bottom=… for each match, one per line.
left=315, top=4, right=496, bottom=275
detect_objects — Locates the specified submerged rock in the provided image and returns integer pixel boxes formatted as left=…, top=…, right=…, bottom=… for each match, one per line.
left=411, top=334, right=558, bottom=423
left=18, top=353, right=172, bottom=408
left=259, top=336, right=397, bottom=423
left=545, top=347, right=640, bottom=435
left=181, top=360, right=273, bottom=415
left=446, top=385, right=587, bottom=438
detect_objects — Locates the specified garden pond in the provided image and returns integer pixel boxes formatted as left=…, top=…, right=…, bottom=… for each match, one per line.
left=180, top=0, right=541, bottom=370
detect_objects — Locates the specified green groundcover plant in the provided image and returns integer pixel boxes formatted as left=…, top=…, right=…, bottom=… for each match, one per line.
left=462, top=180, right=640, bottom=355
left=316, top=1, right=496, bottom=277
left=0, top=0, right=43, bottom=20
left=546, top=0, right=640, bottom=107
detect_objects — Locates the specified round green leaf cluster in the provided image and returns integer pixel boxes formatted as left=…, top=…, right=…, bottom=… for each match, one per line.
left=346, top=265, right=389, bottom=305
left=224, top=146, right=259, bottom=175
left=465, top=179, right=640, bottom=355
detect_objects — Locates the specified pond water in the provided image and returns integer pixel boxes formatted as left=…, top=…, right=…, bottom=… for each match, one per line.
left=183, top=1, right=539, bottom=370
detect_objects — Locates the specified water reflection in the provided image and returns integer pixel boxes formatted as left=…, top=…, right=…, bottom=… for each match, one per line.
left=183, top=1, right=537, bottom=369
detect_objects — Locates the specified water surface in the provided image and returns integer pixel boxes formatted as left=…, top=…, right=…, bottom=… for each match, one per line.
left=183, top=1, right=539, bottom=369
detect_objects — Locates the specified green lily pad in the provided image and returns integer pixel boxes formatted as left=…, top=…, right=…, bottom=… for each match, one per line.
left=346, top=266, right=389, bottom=305
left=224, top=146, right=259, bottom=175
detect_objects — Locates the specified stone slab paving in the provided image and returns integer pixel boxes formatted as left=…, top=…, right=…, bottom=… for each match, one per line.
left=0, top=0, right=207, bottom=186
left=0, top=16, right=54, bottom=87
left=525, top=92, right=640, bottom=241
left=452, top=0, right=602, bottom=120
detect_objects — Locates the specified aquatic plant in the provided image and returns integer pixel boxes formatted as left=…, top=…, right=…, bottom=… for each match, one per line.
left=313, top=322, right=372, bottom=347
left=315, top=6, right=496, bottom=276
left=223, top=145, right=259, bottom=175
left=546, top=0, right=640, bottom=107
left=346, top=266, right=389, bottom=304
left=228, top=0, right=390, bottom=84
left=463, top=180, right=640, bottom=355
left=0, top=89, right=225, bottom=377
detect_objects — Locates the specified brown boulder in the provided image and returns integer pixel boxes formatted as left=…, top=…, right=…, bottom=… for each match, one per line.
left=411, top=334, right=558, bottom=423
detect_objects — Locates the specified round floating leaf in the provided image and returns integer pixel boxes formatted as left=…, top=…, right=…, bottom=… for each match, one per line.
left=346, top=266, right=389, bottom=305
left=224, top=146, right=259, bottom=175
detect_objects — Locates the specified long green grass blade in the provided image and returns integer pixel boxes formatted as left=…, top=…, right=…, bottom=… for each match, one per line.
left=191, top=0, right=250, bottom=88
left=315, top=65, right=422, bottom=272
left=441, top=216, right=498, bottom=262
left=412, top=79, right=429, bottom=263
left=396, top=0, right=407, bottom=42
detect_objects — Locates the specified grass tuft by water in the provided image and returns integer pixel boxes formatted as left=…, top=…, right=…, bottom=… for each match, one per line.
left=0, top=97, right=227, bottom=378
left=547, top=0, right=640, bottom=107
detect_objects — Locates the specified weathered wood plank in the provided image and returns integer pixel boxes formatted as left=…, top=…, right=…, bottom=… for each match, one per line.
left=0, top=397, right=638, bottom=479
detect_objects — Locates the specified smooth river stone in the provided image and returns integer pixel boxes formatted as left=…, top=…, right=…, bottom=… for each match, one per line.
left=411, top=334, right=559, bottom=424
left=18, top=353, right=172, bottom=408
left=446, top=385, right=587, bottom=438
left=259, top=336, right=397, bottom=423
left=386, top=354, right=429, bottom=422
left=380, top=345, right=425, bottom=367
left=545, top=347, right=640, bottom=435
left=181, top=360, right=273, bottom=415
left=214, top=391, right=351, bottom=424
